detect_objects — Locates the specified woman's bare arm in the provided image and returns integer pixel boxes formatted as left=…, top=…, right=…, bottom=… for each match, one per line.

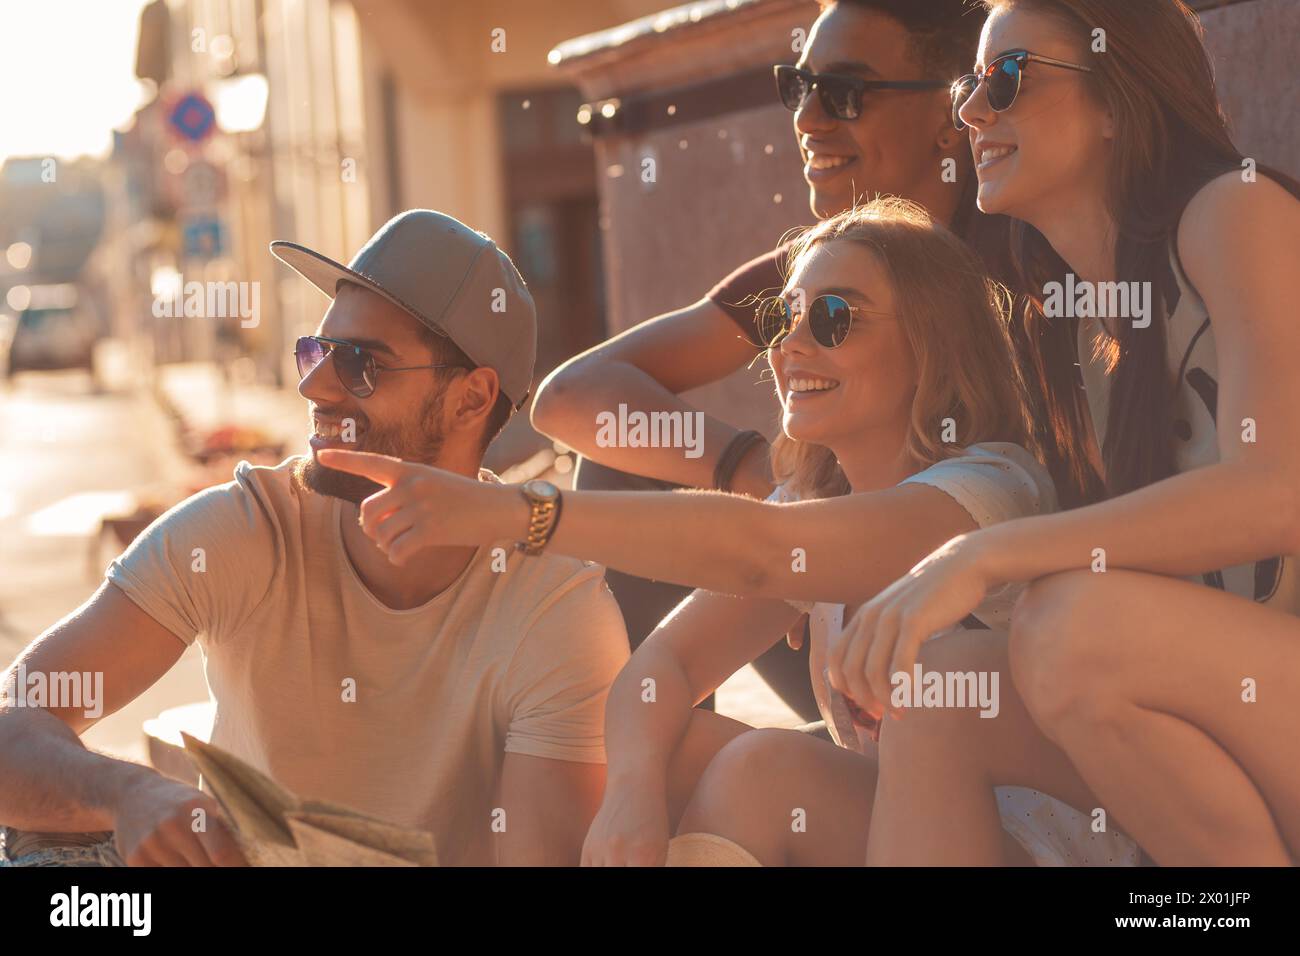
left=604, top=590, right=802, bottom=792
left=530, top=298, right=773, bottom=498
left=543, top=485, right=978, bottom=606
left=584, top=588, right=802, bottom=865
left=828, top=176, right=1300, bottom=713
left=318, top=447, right=981, bottom=607
left=973, top=175, right=1300, bottom=587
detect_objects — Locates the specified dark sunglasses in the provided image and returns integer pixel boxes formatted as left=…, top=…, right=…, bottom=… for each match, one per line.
left=756, top=293, right=868, bottom=350
left=774, top=64, right=948, bottom=121
left=951, top=49, right=1093, bottom=131
left=294, top=335, right=463, bottom=398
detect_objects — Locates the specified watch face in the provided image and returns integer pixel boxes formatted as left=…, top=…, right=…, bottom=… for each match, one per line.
left=527, top=479, right=559, bottom=501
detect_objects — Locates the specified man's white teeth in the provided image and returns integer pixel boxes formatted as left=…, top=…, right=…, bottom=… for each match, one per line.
left=789, top=378, right=839, bottom=393
left=315, top=421, right=343, bottom=438
left=979, top=144, right=1017, bottom=166
left=807, top=154, right=853, bottom=171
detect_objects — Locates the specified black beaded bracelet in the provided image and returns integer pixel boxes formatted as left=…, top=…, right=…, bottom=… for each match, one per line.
left=713, top=429, right=766, bottom=492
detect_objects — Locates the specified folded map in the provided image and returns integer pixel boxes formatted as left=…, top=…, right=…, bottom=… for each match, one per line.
left=180, top=733, right=439, bottom=866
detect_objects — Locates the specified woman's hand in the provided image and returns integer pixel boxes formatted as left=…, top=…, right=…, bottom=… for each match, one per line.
left=581, top=783, right=672, bottom=867
left=826, top=533, right=995, bottom=718
left=316, top=449, right=521, bottom=563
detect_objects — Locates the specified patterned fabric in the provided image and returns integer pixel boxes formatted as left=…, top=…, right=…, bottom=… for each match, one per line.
left=997, top=789, right=1142, bottom=867
left=0, top=827, right=125, bottom=867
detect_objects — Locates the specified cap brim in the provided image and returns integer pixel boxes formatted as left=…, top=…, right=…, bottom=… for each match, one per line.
left=269, top=240, right=445, bottom=337
left=270, top=238, right=526, bottom=412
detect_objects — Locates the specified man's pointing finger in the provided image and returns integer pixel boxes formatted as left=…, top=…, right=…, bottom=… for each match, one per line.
left=316, top=448, right=408, bottom=485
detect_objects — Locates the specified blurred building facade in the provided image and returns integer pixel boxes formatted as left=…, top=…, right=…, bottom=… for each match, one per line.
left=89, top=0, right=1300, bottom=455
left=97, top=0, right=667, bottom=425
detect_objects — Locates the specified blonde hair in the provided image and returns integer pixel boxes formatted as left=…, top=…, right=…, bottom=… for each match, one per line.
left=769, top=197, right=1035, bottom=500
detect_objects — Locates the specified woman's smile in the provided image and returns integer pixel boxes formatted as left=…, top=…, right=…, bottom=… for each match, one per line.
left=785, top=374, right=837, bottom=398
left=784, top=374, right=842, bottom=403
left=975, top=139, right=1019, bottom=173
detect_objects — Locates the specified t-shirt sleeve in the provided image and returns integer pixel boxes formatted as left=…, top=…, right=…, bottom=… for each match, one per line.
left=105, top=462, right=279, bottom=646
left=503, top=564, right=630, bottom=764
left=899, top=443, right=1058, bottom=530
left=706, top=245, right=789, bottom=347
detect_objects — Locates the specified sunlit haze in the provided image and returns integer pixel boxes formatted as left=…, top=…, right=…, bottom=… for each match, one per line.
left=0, top=0, right=152, bottom=163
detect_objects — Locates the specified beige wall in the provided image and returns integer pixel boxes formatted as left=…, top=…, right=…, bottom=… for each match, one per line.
left=352, top=0, right=667, bottom=242
left=391, top=90, right=507, bottom=239
left=1200, top=0, right=1300, bottom=180
left=556, top=0, right=815, bottom=436
left=253, top=0, right=671, bottom=383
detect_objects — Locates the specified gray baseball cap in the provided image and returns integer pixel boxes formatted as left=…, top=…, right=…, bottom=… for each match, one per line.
left=271, top=209, right=537, bottom=409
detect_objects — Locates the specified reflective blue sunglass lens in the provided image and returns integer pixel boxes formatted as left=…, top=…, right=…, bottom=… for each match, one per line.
left=812, top=295, right=853, bottom=348
left=989, top=57, right=1023, bottom=110
left=295, top=337, right=326, bottom=378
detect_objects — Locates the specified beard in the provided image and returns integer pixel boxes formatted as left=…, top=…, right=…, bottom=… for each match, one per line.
left=293, top=388, right=447, bottom=504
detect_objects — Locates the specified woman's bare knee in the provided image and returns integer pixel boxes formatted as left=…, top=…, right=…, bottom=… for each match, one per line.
left=679, top=728, right=875, bottom=866
left=1009, top=571, right=1112, bottom=732
left=664, top=709, right=753, bottom=826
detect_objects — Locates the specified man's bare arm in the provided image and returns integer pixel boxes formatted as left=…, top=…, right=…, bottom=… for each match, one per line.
left=0, top=582, right=244, bottom=865
left=493, top=753, right=606, bottom=866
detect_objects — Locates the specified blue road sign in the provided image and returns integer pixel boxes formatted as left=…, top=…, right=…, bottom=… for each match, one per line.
left=169, top=93, right=216, bottom=143
left=182, top=216, right=226, bottom=259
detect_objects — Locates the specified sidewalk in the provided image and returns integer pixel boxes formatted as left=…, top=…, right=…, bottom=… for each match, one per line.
left=153, top=362, right=306, bottom=460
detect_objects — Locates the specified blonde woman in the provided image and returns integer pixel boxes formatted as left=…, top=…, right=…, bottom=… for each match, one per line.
left=318, top=199, right=1131, bottom=865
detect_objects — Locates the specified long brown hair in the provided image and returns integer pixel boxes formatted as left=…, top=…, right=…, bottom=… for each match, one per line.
left=984, top=0, right=1300, bottom=504
left=770, top=197, right=1035, bottom=500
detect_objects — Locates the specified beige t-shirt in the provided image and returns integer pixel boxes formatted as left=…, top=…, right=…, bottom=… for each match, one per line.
left=107, top=458, right=629, bottom=865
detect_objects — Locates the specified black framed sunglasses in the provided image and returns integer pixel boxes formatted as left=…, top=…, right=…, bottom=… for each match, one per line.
left=951, top=49, right=1093, bottom=131
left=756, top=293, right=870, bottom=350
left=294, top=335, right=463, bottom=398
left=774, top=64, right=948, bottom=121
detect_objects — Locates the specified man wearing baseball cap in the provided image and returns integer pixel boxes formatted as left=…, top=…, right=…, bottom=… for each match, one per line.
left=0, top=211, right=629, bottom=867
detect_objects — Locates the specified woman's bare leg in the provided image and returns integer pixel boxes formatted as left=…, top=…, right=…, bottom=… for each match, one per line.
left=664, top=708, right=755, bottom=828
left=677, top=727, right=877, bottom=866
left=1013, top=569, right=1300, bottom=865
left=866, top=628, right=1102, bottom=865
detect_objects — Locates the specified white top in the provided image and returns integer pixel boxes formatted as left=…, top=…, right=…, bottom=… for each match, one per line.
left=773, top=442, right=1056, bottom=628
left=769, top=443, right=1139, bottom=865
